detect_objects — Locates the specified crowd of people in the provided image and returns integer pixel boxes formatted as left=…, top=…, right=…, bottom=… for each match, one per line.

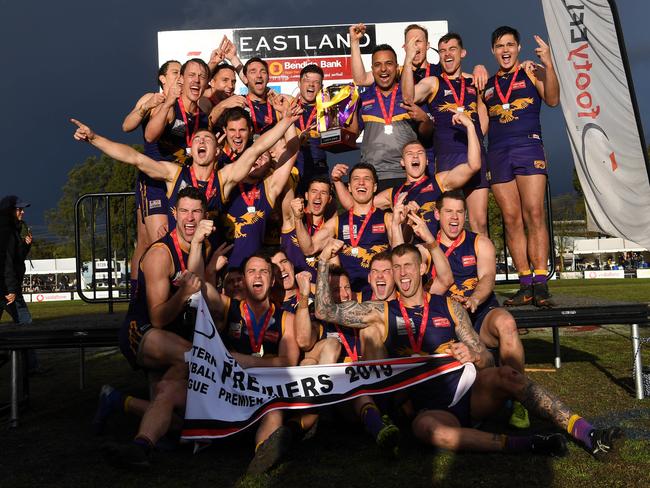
left=70, top=23, right=623, bottom=473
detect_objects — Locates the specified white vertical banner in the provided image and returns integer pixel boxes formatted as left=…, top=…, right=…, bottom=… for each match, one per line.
left=540, top=0, right=650, bottom=248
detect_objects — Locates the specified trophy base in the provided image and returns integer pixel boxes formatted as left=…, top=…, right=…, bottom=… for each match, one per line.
left=319, top=127, right=357, bottom=153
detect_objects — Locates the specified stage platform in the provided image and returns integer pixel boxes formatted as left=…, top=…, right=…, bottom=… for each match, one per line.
left=1, top=296, right=648, bottom=427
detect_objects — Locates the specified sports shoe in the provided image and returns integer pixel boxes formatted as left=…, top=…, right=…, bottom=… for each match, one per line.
left=376, top=415, right=400, bottom=457
left=533, top=282, right=555, bottom=308
left=102, top=441, right=151, bottom=468
left=530, top=433, right=568, bottom=457
left=504, top=285, right=534, bottom=307
left=589, top=427, right=624, bottom=461
left=246, top=425, right=293, bottom=475
left=92, top=384, right=123, bottom=435
left=509, top=401, right=530, bottom=429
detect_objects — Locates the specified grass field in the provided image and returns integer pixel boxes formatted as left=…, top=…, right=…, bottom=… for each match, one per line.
left=1, top=281, right=649, bottom=487
left=498, top=278, right=650, bottom=303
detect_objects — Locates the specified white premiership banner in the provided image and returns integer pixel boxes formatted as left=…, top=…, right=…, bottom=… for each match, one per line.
left=182, top=296, right=475, bottom=440
left=158, top=21, right=446, bottom=95
left=541, top=1, right=650, bottom=248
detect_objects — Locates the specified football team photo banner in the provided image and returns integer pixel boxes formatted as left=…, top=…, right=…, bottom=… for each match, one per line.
left=181, top=296, right=475, bottom=440
left=541, top=0, right=650, bottom=248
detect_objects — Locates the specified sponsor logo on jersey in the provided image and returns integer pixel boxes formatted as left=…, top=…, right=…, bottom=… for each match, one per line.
left=484, top=87, right=495, bottom=100
left=462, top=255, right=476, bottom=267
left=433, top=317, right=451, bottom=328
left=512, top=80, right=526, bottom=90
left=372, top=224, right=385, bottom=233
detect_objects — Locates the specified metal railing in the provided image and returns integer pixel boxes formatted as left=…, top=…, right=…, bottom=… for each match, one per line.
left=74, top=192, right=135, bottom=312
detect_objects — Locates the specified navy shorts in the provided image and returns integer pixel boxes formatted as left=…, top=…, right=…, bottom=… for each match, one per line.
left=487, top=142, right=547, bottom=185
left=136, top=172, right=168, bottom=220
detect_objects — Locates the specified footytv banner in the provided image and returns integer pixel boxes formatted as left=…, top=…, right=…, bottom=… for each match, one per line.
left=541, top=0, right=650, bottom=248
left=181, top=296, right=475, bottom=440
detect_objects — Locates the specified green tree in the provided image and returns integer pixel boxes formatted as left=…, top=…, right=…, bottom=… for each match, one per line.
left=45, top=148, right=139, bottom=259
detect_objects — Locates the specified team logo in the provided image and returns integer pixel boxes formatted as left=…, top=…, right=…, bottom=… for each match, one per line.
left=534, top=160, right=547, bottom=169
left=342, top=244, right=388, bottom=268
left=489, top=97, right=534, bottom=124
left=224, top=210, right=265, bottom=239
left=462, top=255, right=476, bottom=267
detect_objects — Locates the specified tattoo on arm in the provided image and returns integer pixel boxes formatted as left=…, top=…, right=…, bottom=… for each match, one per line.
left=450, top=299, right=495, bottom=368
left=315, top=260, right=383, bottom=328
left=519, top=379, right=572, bottom=429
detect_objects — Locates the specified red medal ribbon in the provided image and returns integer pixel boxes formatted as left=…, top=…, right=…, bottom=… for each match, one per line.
left=441, top=73, right=466, bottom=109
left=431, top=230, right=465, bottom=279
left=306, top=213, right=323, bottom=236
left=299, top=104, right=317, bottom=132
left=243, top=302, right=275, bottom=354
left=239, top=182, right=259, bottom=209
left=375, top=85, right=399, bottom=125
left=334, top=324, right=359, bottom=361
left=246, top=95, right=273, bottom=133
left=170, top=229, right=187, bottom=272
left=494, top=66, right=519, bottom=106
left=348, top=207, right=375, bottom=249
left=397, top=293, right=430, bottom=354
left=393, top=175, right=428, bottom=207
left=177, top=97, right=200, bottom=150
left=189, top=166, right=216, bottom=199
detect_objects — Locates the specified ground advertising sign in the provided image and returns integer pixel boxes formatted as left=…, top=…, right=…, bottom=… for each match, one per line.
left=158, top=21, right=447, bottom=96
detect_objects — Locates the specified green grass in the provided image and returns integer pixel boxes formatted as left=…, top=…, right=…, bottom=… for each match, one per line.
left=496, top=278, right=650, bottom=303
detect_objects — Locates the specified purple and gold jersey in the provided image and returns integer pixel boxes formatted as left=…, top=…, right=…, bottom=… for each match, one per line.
left=438, top=230, right=499, bottom=329
left=294, top=102, right=328, bottom=178
left=333, top=208, right=390, bottom=293
left=143, top=100, right=209, bottom=165
left=166, top=165, right=226, bottom=230
left=223, top=179, right=274, bottom=268
left=119, top=232, right=211, bottom=369
left=358, top=83, right=418, bottom=181
left=483, top=67, right=542, bottom=148
left=385, top=175, right=445, bottom=236
left=245, top=95, right=279, bottom=135
left=413, top=62, right=442, bottom=84
left=281, top=218, right=321, bottom=281
left=223, top=298, right=288, bottom=356
left=428, top=75, right=483, bottom=155
left=383, top=294, right=459, bottom=357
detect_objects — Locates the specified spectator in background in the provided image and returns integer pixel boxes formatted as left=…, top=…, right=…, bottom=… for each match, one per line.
left=0, top=195, right=40, bottom=372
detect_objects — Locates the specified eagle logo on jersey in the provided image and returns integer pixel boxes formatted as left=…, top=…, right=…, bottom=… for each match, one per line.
left=224, top=210, right=265, bottom=239
left=437, top=101, right=477, bottom=119
left=342, top=244, right=389, bottom=268
left=419, top=201, right=437, bottom=224
left=489, top=98, right=534, bottom=124
left=449, top=277, right=479, bottom=298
